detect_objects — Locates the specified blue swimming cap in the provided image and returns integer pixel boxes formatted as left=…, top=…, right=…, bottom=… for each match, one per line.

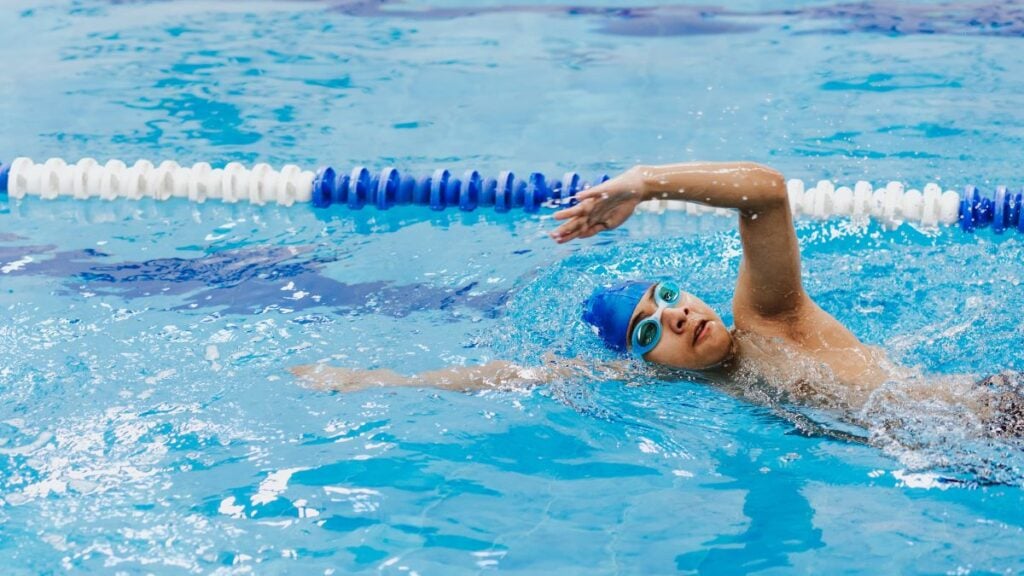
left=582, top=280, right=652, bottom=352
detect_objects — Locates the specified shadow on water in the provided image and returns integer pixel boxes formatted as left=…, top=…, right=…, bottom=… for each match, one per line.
left=306, top=0, right=1024, bottom=38
left=675, top=448, right=824, bottom=574
left=398, top=423, right=660, bottom=479
left=0, top=241, right=511, bottom=318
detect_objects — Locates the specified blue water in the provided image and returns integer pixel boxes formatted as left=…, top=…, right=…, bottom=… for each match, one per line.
left=2, top=0, right=1024, bottom=573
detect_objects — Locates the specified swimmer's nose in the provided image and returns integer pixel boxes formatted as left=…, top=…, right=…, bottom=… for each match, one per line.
left=664, top=306, right=689, bottom=334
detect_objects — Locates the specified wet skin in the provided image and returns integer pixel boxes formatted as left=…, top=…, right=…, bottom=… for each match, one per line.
left=552, top=162, right=890, bottom=398
left=626, top=286, right=734, bottom=371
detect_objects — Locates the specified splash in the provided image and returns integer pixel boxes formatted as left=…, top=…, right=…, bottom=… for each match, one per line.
left=497, top=230, right=1024, bottom=485
left=858, top=372, right=1024, bottom=485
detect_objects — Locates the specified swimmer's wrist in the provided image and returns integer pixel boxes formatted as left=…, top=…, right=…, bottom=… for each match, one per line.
left=628, top=165, right=655, bottom=201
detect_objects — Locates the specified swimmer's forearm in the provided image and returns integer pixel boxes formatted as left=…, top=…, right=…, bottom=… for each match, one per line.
left=294, top=358, right=631, bottom=394
left=417, top=358, right=634, bottom=390
left=635, top=162, right=786, bottom=212
left=293, top=361, right=555, bottom=393
left=415, top=361, right=556, bottom=391
left=291, top=364, right=414, bottom=391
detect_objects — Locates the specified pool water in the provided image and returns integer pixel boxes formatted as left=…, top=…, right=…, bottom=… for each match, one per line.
left=2, top=0, right=1024, bottom=573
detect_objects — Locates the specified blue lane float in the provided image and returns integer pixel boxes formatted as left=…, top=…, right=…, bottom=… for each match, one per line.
left=959, top=184, right=1024, bottom=233
left=1, top=156, right=1022, bottom=233
left=305, top=165, right=598, bottom=212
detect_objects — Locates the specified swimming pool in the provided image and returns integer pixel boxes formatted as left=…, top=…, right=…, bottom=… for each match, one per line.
left=2, top=0, right=1024, bottom=573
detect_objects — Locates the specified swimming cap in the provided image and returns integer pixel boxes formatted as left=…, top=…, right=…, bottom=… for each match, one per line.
left=582, top=281, right=652, bottom=352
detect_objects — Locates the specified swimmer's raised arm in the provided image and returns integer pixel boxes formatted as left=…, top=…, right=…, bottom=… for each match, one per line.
left=551, top=161, right=808, bottom=317
left=550, top=161, right=785, bottom=241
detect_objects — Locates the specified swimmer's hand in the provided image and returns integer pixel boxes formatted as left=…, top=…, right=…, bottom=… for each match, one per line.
left=550, top=161, right=788, bottom=244
left=551, top=167, right=646, bottom=243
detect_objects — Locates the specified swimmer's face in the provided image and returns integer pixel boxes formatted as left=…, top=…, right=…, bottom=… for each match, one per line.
left=627, top=287, right=732, bottom=370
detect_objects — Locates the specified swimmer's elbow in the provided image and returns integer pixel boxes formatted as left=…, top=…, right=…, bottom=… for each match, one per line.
left=732, top=162, right=786, bottom=209
left=757, top=162, right=786, bottom=200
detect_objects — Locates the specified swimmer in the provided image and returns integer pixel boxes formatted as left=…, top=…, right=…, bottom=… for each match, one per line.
left=294, top=161, right=1022, bottom=439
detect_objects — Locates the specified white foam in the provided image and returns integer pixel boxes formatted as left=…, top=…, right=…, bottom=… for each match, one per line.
left=252, top=467, right=308, bottom=506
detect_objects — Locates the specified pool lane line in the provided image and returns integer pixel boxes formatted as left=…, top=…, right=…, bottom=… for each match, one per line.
left=0, top=156, right=1017, bottom=233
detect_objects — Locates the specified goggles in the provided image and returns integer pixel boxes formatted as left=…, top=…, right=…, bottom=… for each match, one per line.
left=630, top=281, right=682, bottom=358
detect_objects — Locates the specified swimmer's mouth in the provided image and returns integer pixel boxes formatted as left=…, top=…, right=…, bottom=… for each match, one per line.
left=693, top=320, right=708, bottom=346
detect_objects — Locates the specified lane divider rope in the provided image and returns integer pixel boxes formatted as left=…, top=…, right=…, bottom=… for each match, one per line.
left=0, top=157, right=1015, bottom=232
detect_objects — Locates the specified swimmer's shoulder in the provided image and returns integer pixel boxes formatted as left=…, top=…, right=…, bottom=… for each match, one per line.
left=733, top=314, right=890, bottom=394
left=735, top=294, right=863, bottom=352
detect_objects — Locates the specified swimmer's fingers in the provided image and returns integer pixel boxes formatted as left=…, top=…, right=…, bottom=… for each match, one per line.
left=550, top=170, right=645, bottom=242
left=551, top=202, right=625, bottom=242
left=552, top=197, right=593, bottom=221
left=551, top=215, right=592, bottom=243
left=551, top=198, right=595, bottom=241
left=575, top=222, right=609, bottom=240
left=558, top=220, right=609, bottom=243
left=570, top=183, right=614, bottom=204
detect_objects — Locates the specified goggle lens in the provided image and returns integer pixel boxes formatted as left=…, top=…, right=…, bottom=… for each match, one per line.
left=630, top=281, right=683, bottom=357
left=657, top=283, right=680, bottom=305
left=636, top=320, right=659, bottom=348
